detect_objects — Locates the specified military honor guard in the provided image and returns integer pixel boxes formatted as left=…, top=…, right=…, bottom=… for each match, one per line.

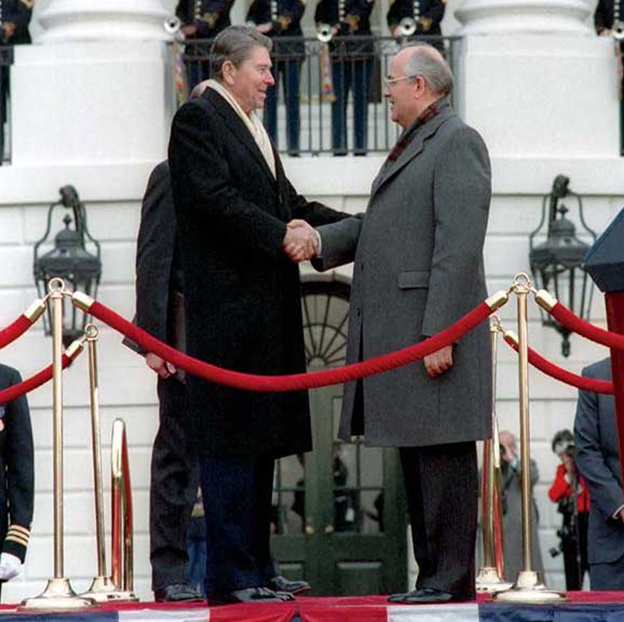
left=0, top=0, right=32, bottom=164
left=247, top=0, right=306, bottom=155
left=594, top=0, right=624, bottom=132
left=175, top=0, right=236, bottom=90
left=387, top=0, right=445, bottom=40
left=315, top=0, right=375, bottom=155
left=0, top=364, right=34, bottom=600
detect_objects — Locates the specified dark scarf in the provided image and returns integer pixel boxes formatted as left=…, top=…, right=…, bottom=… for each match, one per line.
left=386, top=99, right=443, bottom=163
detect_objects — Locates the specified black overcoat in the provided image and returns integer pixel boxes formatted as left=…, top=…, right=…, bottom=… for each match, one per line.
left=168, top=88, right=346, bottom=458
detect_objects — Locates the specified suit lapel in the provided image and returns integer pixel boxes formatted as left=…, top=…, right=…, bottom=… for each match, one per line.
left=371, top=107, right=455, bottom=199
left=204, top=89, right=277, bottom=185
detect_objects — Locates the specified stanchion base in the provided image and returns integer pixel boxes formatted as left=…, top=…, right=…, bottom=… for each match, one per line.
left=491, top=571, right=567, bottom=603
left=19, top=577, right=97, bottom=611
left=81, top=576, right=139, bottom=603
left=476, top=567, right=514, bottom=593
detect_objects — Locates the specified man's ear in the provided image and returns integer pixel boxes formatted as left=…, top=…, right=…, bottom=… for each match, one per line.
left=222, top=60, right=236, bottom=85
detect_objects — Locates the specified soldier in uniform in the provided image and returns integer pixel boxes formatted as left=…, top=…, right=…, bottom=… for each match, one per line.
left=387, top=0, right=445, bottom=41
left=247, top=0, right=305, bottom=155
left=315, top=0, right=375, bottom=155
left=595, top=0, right=623, bottom=138
left=0, top=364, right=35, bottom=600
left=0, top=0, right=32, bottom=165
left=175, top=0, right=235, bottom=91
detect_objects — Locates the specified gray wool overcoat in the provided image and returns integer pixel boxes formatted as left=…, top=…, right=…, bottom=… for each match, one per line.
left=314, top=102, right=493, bottom=448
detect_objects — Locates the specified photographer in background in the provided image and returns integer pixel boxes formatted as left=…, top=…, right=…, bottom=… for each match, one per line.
left=548, top=429, right=590, bottom=591
left=499, top=431, right=544, bottom=582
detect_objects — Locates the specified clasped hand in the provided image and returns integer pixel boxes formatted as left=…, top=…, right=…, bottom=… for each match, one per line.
left=282, top=220, right=319, bottom=263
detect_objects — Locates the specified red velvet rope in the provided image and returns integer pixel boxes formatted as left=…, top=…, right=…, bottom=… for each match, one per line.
left=0, top=316, right=33, bottom=351
left=0, top=353, right=76, bottom=405
left=88, top=300, right=493, bottom=392
left=503, top=334, right=614, bottom=395
left=550, top=303, right=624, bottom=352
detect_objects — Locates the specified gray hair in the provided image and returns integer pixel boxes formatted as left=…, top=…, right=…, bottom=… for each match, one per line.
left=402, top=43, right=454, bottom=96
left=210, top=26, right=273, bottom=81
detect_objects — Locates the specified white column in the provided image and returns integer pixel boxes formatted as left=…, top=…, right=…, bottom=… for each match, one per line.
left=453, top=0, right=619, bottom=160
left=455, top=0, right=595, bottom=35
left=10, top=0, right=177, bottom=167
left=35, top=0, right=172, bottom=43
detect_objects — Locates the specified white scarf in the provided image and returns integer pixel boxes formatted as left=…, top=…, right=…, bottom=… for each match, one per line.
left=206, top=79, right=276, bottom=179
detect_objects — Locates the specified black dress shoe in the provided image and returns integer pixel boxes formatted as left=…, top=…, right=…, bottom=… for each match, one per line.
left=267, top=575, right=311, bottom=595
left=388, top=587, right=459, bottom=604
left=154, top=583, right=203, bottom=603
left=206, top=587, right=289, bottom=605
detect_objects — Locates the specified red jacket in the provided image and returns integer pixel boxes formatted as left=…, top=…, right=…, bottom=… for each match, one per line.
left=548, top=464, right=590, bottom=513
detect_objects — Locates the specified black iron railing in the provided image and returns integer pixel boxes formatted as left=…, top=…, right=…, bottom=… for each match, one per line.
left=171, top=35, right=460, bottom=156
left=0, top=46, right=14, bottom=165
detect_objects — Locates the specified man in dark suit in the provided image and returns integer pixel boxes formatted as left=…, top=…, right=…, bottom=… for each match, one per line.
left=246, top=0, right=306, bottom=154
left=176, top=0, right=235, bottom=90
left=315, top=0, right=375, bottom=155
left=0, top=364, right=34, bottom=600
left=168, top=25, right=347, bottom=604
left=0, top=0, right=32, bottom=164
left=297, top=43, right=492, bottom=603
left=387, top=0, right=445, bottom=47
left=574, top=358, right=624, bottom=589
left=133, top=161, right=202, bottom=603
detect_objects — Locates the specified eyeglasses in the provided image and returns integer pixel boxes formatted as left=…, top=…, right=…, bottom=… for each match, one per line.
left=383, top=75, right=418, bottom=88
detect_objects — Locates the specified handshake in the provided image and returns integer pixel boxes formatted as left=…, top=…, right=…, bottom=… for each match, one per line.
left=282, top=219, right=320, bottom=263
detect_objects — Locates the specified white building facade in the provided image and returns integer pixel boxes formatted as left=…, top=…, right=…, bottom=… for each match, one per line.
left=0, top=0, right=622, bottom=601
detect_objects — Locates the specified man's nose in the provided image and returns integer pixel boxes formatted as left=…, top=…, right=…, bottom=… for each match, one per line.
left=266, top=71, right=275, bottom=86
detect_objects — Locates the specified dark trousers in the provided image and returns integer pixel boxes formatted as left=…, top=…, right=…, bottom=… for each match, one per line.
left=400, top=441, right=479, bottom=599
left=264, top=59, right=301, bottom=155
left=150, top=377, right=198, bottom=590
left=562, top=511, right=589, bottom=590
left=331, top=58, right=372, bottom=155
left=199, top=454, right=276, bottom=595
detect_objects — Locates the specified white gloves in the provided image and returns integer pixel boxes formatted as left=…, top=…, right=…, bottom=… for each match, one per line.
left=0, top=552, right=21, bottom=581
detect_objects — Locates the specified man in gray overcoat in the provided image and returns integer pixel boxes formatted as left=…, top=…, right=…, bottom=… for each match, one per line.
left=290, top=43, right=492, bottom=603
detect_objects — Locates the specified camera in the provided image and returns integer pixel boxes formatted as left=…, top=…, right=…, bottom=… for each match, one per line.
left=552, top=429, right=575, bottom=457
left=554, top=439, right=575, bottom=457
left=549, top=524, right=576, bottom=557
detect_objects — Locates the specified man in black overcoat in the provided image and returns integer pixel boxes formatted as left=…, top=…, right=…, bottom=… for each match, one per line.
left=0, top=364, right=34, bottom=600
left=168, top=25, right=347, bottom=604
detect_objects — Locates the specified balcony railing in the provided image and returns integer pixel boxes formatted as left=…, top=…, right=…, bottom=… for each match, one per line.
left=0, top=46, right=13, bottom=165
left=171, top=35, right=461, bottom=156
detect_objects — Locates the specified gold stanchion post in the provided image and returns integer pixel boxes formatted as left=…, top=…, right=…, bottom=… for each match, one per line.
left=110, top=419, right=138, bottom=601
left=81, top=325, right=133, bottom=602
left=20, top=279, right=96, bottom=611
left=493, top=274, right=566, bottom=604
left=476, top=318, right=513, bottom=594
